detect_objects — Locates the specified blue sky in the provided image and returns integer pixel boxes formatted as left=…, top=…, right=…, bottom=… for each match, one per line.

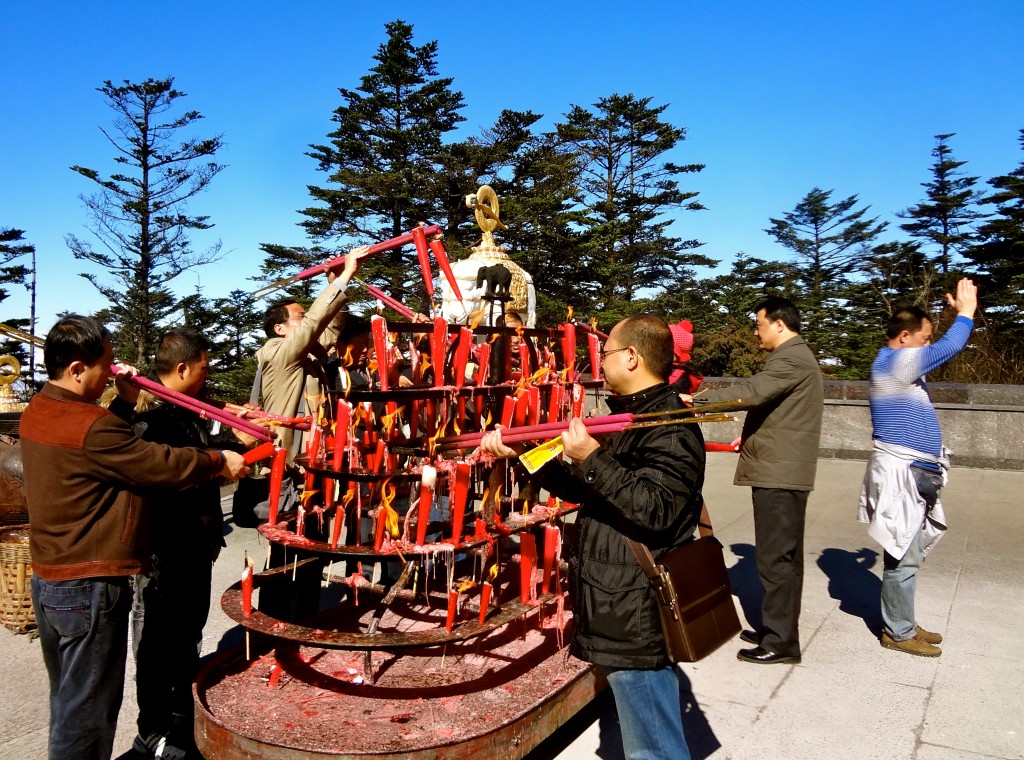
left=3, top=1, right=1023, bottom=338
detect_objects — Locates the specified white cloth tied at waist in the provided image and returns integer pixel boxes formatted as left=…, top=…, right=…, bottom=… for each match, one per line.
left=858, top=441, right=949, bottom=561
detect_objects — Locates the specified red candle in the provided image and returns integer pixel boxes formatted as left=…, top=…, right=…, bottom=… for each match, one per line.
left=561, top=322, right=577, bottom=382
left=476, top=342, right=491, bottom=385
left=411, top=225, right=435, bottom=299
left=512, top=391, right=529, bottom=427
left=478, top=581, right=492, bottom=625
left=267, top=447, right=287, bottom=525
left=450, top=462, right=471, bottom=544
left=453, top=327, right=473, bottom=388
left=542, top=524, right=560, bottom=595
left=500, top=395, right=515, bottom=428
left=519, top=532, right=537, bottom=603
left=334, top=400, right=351, bottom=468
left=430, top=317, right=447, bottom=387
left=304, top=425, right=322, bottom=491
left=428, top=236, right=463, bottom=300
left=416, top=464, right=437, bottom=546
left=518, top=341, right=531, bottom=379
left=571, top=382, right=585, bottom=418
left=243, top=441, right=276, bottom=465
left=296, top=503, right=306, bottom=538
left=374, top=502, right=387, bottom=551
left=587, top=332, right=601, bottom=381
left=371, top=439, right=386, bottom=475
left=241, top=557, right=254, bottom=617
left=371, top=315, right=390, bottom=392
left=547, top=384, right=564, bottom=424
left=445, top=589, right=458, bottom=633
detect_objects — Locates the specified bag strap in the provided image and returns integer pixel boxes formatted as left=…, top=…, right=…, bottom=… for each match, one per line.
left=626, top=537, right=661, bottom=581
left=627, top=498, right=717, bottom=577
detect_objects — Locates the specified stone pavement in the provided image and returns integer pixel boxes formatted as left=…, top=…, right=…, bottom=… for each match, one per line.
left=1, top=457, right=1021, bottom=760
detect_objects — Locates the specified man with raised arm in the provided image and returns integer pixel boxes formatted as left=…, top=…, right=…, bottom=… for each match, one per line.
left=859, top=278, right=978, bottom=657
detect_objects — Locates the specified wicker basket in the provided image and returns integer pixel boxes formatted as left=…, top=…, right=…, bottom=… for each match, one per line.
left=0, top=526, right=35, bottom=634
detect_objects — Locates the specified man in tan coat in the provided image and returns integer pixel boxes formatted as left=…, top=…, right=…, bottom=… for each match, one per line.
left=686, top=296, right=823, bottom=664
left=255, top=246, right=368, bottom=463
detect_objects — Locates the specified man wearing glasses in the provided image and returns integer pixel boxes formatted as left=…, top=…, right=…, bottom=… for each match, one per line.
left=482, top=315, right=704, bottom=760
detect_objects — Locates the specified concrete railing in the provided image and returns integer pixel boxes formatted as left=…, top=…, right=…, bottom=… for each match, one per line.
left=694, top=378, right=1024, bottom=471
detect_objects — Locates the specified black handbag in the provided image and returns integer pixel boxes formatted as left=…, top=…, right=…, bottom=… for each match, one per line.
left=626, top=505, right=740, bottom=663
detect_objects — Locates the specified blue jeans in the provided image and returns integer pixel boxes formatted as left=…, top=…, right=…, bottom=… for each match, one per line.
left=32, top=575, right=131, bottom=760
left=604, top=665, right=691, bottom=760
left=881, top=465, right=942, bottom=641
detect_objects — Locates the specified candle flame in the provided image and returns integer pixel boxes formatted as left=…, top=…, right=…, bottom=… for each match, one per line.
left=300, top=490, right=319, bottom=508
left=487, top=563, right=499, bottom=581
left=456, top=579, right=477, bottom=594
left=566, top=305, right=574, bottom=321
left=380, top=405, right=403, bottom=437
left=380, top=480, right=399, bottom=538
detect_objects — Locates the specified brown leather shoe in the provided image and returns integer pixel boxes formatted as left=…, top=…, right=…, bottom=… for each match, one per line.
left=915, top=625, right=943, bottom=644
left=881, top=632, right=941, bottom=657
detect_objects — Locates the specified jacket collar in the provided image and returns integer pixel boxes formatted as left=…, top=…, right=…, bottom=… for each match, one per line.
left=605, top=382, right=671, bottom=414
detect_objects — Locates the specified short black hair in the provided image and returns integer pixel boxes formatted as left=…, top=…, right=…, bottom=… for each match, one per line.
left=263, top=300, right=297, bottom=339
left=44, top=315, right=110, bottom=379
left=338, top=313, right=371, bottom=343
left=886, top=306, right=931, bottom=340
left=756, top=297, right=801, bottom=334
left=616, top=315, right=673, bottom=380
left=154, top=327, right=210, bottom=377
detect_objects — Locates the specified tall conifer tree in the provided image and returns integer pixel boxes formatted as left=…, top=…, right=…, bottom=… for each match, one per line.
left=67, top=77, right=224, bottom=364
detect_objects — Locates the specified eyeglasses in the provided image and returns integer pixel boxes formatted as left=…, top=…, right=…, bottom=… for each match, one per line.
left=599, top=347, right=630, bottom=360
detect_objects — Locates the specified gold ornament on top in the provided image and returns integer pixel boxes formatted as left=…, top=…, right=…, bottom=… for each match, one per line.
left=442, top=185, right=536, bottom=327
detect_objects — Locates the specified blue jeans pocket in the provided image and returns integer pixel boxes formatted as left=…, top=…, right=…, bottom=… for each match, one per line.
left=38, top=582, right=93, bottom=638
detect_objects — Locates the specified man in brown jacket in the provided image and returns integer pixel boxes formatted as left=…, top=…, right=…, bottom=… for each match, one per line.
left=21, top=315, right=248, bottom=760
left=686, top=297, right=823, bottom=664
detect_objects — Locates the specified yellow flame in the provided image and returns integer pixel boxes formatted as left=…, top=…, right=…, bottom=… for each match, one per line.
left=380, top=480, right=399, bottom=538
left=566, top=305, right=574, bottom=321
left=380, top=405, right=403, bottom=437
left=300, top=490, right=319, bottom=508
left=456, top=579, right=477, bottom=594
left=487, top=564, right=499, bottom=581
left=342, top=345, right=354, bottom=367
left=341, top=485, right=356, bottom=509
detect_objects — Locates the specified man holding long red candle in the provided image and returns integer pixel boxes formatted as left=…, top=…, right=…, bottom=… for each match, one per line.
left=250, top=246, right=368, bottom=521
left=21, top=316, right=248, bottom=760
left=481, top=315, right=704, bottom=760
left=129, top=328, right=264, bottom=760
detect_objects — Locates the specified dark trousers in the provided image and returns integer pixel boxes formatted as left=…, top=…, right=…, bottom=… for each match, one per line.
left=132, top=551, right=213, bottom=744
left=752, top=487, right=809, bottom=658
left=32, top=575, right=132, bottom=760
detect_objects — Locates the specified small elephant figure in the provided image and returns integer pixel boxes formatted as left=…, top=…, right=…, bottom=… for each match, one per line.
left=475, top=264, right=512, bottom=301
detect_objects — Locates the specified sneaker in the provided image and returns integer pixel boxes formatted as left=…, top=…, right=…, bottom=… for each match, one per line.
left=130, top=733, right=187, bottom=760
left=915, top=625, right=943, bottom=644
left=881, top=632, right=941, bottom=657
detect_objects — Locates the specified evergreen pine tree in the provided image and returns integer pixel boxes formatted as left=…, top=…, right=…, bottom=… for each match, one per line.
left=555, top=93, right=709, bottom=322
left=66, top=77, right=225, bottom=365
left=899, top=133, right=987, bottom=275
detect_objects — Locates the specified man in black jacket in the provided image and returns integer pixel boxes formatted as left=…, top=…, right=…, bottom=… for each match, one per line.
left=482, top=315, right=704, bottom=760
left=127, top=328, right=259, bottom=760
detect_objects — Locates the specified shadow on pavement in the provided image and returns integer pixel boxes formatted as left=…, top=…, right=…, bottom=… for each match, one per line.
left=816, top=547, right=882, bottom=635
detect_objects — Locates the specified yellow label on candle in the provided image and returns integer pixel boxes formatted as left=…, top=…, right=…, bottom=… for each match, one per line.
left=519, top=436, right=564, bottom=474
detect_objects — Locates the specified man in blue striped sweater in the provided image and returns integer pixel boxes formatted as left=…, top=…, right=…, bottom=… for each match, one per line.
left=859, top=278, right=978, bottom=657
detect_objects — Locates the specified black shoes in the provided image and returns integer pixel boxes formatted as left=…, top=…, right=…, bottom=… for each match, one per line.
left=739, top=629, right=759, bottom=645
left=737, top=646, right=801, bottom=665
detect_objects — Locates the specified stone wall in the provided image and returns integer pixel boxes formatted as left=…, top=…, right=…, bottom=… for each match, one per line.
left=695, top=379, right=1024, bottom=471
